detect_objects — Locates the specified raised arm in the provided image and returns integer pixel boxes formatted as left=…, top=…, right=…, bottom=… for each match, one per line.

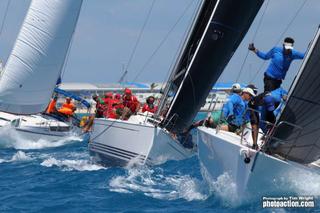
left=249, top=43, right=274, bottom=60
left=292, top=50, right=305, bottom=59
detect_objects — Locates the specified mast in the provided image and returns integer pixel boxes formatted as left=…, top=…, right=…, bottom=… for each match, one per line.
left=164, top=0, right=264, bottom=133
left=0, top=0, right=83, bottom=114
left=267, top=27, right=320, bottom=164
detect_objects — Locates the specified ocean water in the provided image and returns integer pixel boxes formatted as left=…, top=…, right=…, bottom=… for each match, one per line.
left=0, top=122, right=319, bottom=212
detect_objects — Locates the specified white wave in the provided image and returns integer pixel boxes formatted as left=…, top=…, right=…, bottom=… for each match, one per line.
left=109, top=166, right=207, bottom=201
left=278, top=169, right=320, bottom=197
left=0, top=126, right=82, bottom=150
left=0, top=151, right=33, bottom=163
left=10, top=151, right=33, bottom=161
left=41, top=157, right=105, bottom=171
left=200, top=163, right=239, bottom=206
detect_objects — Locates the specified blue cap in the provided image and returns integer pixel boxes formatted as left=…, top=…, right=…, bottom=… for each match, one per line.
left=264, top=95, right=275, bottom=111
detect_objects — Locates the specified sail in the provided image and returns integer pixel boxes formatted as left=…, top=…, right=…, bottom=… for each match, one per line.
left=164, top=0, right=264, bottom=133
left=0, top=0, right=83, bottom=114
left=267, top=27, right=320, bottom=164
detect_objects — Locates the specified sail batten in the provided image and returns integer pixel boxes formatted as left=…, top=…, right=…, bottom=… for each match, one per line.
left=268, top=27, right=320, bottom=164
left=0, top=0, right=83, bottom=114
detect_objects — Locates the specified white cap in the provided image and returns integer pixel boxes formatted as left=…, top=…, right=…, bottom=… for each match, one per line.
left=232, top=83, right=241, bottom=90
left=242, top=87, right=256, bottom=97
left=284, top=42, right=294, bottom=50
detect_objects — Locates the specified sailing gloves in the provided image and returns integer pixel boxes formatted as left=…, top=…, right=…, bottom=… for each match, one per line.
left=248, top=43, right=256, bottom=51
left=227, top=115, right=235, bottom=123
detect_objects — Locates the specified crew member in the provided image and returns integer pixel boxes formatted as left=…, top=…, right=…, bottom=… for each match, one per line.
left=220, top=88, right=256, bottom=133
left=142, top=96, right=158, bottom=113
left=103, top=92, right=114, bottom=106
left=92, top=95, right=106, bottom=118
left=249, top=37, right=305, bottom=92
left=247, top=84, right=260, bottom=149
left=262, top=87, right=288, bottom=132
left=121, top=88, right=140, bottom=119
left=231, top=83, right=242, bottom=94
left=46, top=96, right=58, bottom=114
left=58, top=97, right=76, bottom=116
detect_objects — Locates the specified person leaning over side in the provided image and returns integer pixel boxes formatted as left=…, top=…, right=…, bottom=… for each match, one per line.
left=249, top=37, right=305, bottom=92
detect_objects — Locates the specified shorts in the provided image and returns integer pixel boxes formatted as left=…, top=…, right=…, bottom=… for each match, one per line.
left=228, top=123, right=241, bottom=133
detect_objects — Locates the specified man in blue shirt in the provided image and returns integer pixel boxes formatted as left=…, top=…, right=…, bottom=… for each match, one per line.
left=221, top=88, right=256, bottom=132
left=249, top=37, right=305, bottom=92
left=261, top=87, right=288, bottom=133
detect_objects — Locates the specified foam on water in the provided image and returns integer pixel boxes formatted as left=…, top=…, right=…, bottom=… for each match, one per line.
left=109, top=166, right=207, bottom=201
left=0, top=151, right=33, bottom=163
left=277, top=169, right=320, bottom=197
left=200, top=163, right=239, bottom=206
left=0, top=126, right=82, bottom=150
left=41, top=157, right=105, bottom=171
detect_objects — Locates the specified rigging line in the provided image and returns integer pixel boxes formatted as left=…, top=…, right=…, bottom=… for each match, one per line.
left=60, top=5, right=83, bottom=80
left=124, top=0, right=156, bottom=78
left=132, top=0, right=196, bottom=82
left=236, top=0, right=270, bottom=82
left=249, top=0, right=308, bottom=83
left=0, top=0, right=10, bottom=38
left=159, top=0, right=202, bottom=92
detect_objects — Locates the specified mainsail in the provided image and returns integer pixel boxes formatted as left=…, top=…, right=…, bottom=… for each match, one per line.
left=0, top=0, right=83, bottom=114
left=164, top=0, right=264, bottom=133
left=267, top=27, right=320, bottom=164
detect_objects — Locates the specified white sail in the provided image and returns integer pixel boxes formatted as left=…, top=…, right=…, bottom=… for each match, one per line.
left=0, top=0, right=83, bottom=114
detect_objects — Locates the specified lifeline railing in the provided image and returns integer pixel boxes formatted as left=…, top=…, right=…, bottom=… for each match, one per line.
left=235, top=107, right=305, bottom=162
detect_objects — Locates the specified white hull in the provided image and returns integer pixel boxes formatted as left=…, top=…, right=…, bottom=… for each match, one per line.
left=197, top=127, right=320, bottom=200
left=0, top=112, right=81, bottom=142
left=89, top=115, right=195, bottom=166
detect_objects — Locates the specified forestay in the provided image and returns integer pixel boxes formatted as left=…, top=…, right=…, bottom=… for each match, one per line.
left=0, top=0, right=83, bottom=114
left=268, top=27, right=320, bottom=164
left=164, top=0, right=264, bottom=133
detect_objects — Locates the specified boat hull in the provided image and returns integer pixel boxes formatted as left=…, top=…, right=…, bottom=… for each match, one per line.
left=197, top=127, right=319, bottom=200
left=0, top=112, right=80, bottom=143
left=89, top=115, right=195, bottom=167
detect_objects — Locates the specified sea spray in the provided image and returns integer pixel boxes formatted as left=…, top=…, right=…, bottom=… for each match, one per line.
left=109, top=165, right=207, bottom=201
left=0, top=126, right=82, bottom=149
left=41, top=156, right=106, bottom=171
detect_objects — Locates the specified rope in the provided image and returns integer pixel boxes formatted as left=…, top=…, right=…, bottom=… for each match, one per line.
left=124, top=0, right=156, bottom=79
left=235, top=0, right=270, bottom=82
left=159, top=0, right=202, bottom=93
left=132, top=0, right=196, bottom=82
left=249, top=0, right=308, bottom=83
left=60, top=4, right=84, bottom=80
left=90, top=120, right=118, bottom=141
left=0, top=0, right=10, bottom=38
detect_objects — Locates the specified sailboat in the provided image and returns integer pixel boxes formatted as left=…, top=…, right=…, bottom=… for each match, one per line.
left=197, top=26, right=320, bottom=199
left=0, top=0, right=84, bottom=142
left=89, top=0, right=264, bottom=166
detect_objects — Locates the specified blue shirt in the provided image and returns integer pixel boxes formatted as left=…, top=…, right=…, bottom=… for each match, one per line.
left=256, top=47, right=304, bottom=80
left=270, top=87, right=288, bottom=103
left=222, top=94, right=249, bottom=126
left=264, top=88, right=288, bottom=111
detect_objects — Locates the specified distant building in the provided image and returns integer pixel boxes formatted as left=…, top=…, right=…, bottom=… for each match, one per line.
left=59, top=82, right=246, bottom=112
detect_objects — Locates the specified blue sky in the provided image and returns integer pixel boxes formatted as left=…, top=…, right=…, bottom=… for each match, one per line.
left=0, top=0, right=319, bottom=91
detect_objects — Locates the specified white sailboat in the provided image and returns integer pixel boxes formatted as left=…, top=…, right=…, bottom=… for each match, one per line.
left=89, top=0, right=264, bottom=166
left=197, top=26, right=320, bottom=199
left=0, top=0, right=84, bottom=142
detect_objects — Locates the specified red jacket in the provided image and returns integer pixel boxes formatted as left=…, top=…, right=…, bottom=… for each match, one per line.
left=123, top=95, right=140, bottom=113
left=142, top=104, right=158, bottom=113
